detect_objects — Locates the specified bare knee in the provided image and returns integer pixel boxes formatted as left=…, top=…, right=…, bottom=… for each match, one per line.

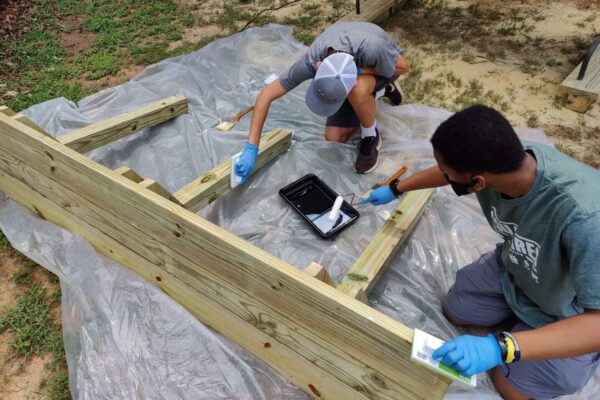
left=348, top=75, right=375, bottom=101
left=324, top=126, right=353, bottom=143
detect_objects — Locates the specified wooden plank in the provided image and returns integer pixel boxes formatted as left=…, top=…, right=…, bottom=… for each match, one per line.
left=0, top=115, right=450, bottom=399
left=13, top=114, right=54, bottom=138
left=564, top=93, right=594, bottom=113
left=139, top=178, right=182, bottom=205
left=113, top=166, right=143, bottom=183
left=560, top=49, right=600, bottom=100
left=173, top=128, right=292, bottom=213
left=339, top=0, right=403, bottom=23
left=0, top=105, right=16, bottom=116
left=337, top=189, right=435, bottom=300
left=304, top=262, right=335, bottom=287
left=57, top=95, right=188, bottom=153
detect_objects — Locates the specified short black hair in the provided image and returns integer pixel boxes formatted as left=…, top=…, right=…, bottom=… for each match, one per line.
left=430, top=104, right=526, bottom=174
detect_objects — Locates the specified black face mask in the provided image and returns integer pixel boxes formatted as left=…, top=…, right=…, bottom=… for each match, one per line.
left=444, top=173, right=476, bottom=196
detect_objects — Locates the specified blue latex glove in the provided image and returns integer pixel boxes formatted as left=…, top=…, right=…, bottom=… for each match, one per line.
left=360, top=185, right=397, bottom=206
left=235, top=142, right=258, bottom=184
left=432, top=334, right=503, bottom=377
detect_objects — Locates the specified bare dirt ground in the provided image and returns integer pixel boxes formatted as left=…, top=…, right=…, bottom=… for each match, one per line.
left=386, top=0, right=600, bottom=167
left=1, top=0, right=598, bottom=398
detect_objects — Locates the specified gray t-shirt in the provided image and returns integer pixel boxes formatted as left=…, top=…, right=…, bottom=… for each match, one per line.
left=279, top=22, right=404, bottom=92
left=476, top=141, right=600, bottom=328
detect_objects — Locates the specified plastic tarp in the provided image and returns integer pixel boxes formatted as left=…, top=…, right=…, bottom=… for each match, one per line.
left=0, top=24, right=598, bottom=399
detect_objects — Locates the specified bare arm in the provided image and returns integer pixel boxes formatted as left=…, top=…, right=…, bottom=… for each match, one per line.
left=394, top=166, right=448, bottom=193
left=248, top=79, right=288, bottom=146
left=394, top=55, right=410, bottom=76
left=514, top=310, right=600, bottom=360
left=359, top=55, right=410, bottom=77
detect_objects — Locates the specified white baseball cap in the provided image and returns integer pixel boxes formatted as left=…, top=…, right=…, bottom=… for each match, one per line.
left=305, top=52, right=358, bottom=117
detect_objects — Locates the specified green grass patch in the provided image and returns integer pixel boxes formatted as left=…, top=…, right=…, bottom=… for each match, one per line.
left=0, top=286, right=61, bottom=359
left=1, top=0, right=218, bottom=112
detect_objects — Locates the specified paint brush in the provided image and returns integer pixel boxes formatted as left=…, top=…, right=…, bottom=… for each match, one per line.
left=215, top=105, right=255, bottom=131
left=360, top=166, right=408, bottom=199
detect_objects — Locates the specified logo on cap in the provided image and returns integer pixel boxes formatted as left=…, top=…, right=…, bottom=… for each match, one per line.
left=305, top=52, right=358, bottom=116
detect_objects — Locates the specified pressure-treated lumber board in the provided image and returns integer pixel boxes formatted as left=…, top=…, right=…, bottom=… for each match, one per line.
left=564, top=93, right=594, bottom=113
left=339, top=0, right=404, bottom=23
left=0, top=115, right=450, bottom=399
left=173, top=128, right=292, bottom=213
left=13, top=114, right=54, bottom=138
left=337, top=189, right=435, bottom=301
left=304, top=262, right=335, bottom=287
left=139, top=178, right=181, bottom=205
left=57, top=95, right=188, bottom=153
left=560, top=49, right=600, bottom=100
left=114, top=166, right=143, bottom=183
left=0, top=105, right=16, bottom=116
left=0, top=106, right=52, bottom=137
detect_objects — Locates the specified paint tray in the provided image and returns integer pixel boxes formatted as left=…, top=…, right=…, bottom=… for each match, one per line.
left=279, top=174, right=359, bottom=239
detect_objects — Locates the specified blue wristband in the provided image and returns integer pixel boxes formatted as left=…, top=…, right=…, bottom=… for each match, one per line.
left=356, top=66, right=361, bottom=76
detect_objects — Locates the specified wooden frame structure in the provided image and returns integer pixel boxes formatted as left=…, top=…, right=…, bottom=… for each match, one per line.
left=0, top=97, right=449, bottom=399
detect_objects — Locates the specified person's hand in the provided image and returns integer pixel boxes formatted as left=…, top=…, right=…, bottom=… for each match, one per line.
left=360, top=186, right=397, bottom=206
left=235, top=142, right=258, bottom=184
left=432, top=334, right=503, bottom=377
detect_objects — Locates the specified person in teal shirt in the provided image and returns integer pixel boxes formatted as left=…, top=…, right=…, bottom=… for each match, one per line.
left=363, top=104, right=600, bottom=399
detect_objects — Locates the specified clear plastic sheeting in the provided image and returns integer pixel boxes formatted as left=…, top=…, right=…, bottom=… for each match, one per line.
left=0, top=24, right=597, bottom=399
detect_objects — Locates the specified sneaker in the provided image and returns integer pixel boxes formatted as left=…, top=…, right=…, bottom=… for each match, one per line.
left=354, top=128, right=382, bottom=174
left=381, top=79, right=404, bottom=106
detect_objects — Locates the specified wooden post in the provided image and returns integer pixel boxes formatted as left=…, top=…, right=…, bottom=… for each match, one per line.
left=114, top=166, right=144, bottom=183
left=337, top=189, right=435, bottom=301
left=173, top=128, right=292, bottom=212
left=57, top=96, right=188, bottom=153
left=304, top=262, right=335, bottom=287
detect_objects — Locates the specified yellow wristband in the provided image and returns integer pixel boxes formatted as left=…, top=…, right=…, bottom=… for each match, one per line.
left=505, top=335, right=516, bottom=364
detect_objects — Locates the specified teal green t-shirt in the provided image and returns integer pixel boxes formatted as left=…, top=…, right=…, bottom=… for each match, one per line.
left=476, top=141, right=600, bottom=328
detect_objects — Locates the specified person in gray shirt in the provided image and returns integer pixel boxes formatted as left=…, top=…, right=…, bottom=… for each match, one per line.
left=363, top=104, right=600, bottom=400
left=234, top=22, right=409, bottom=183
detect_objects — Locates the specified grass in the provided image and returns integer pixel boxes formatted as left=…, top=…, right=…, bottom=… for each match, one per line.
left=0, top=286, right=62, bottom=359
left=0, top=0, right=213, bottom=112
left=388, top=0, right=596, bottom=70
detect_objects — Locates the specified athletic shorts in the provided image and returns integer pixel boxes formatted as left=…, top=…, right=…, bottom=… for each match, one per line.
left=443, top=246, right=600, bottom=399
left=325, top=75, right=392, bottom=128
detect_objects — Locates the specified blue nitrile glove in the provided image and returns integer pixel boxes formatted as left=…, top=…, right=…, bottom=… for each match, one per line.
left=432, top=334, right=503, bottom=377
left=360, top=185, right=396, bottom=206
left=235, top=142, right=258, bottom=184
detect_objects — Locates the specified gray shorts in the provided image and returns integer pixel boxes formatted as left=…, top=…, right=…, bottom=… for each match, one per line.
left=443, top=246, right=600, bottom=399
left=325, top=75, right=392, bottom=128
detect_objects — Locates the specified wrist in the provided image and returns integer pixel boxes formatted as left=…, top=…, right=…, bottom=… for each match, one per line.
left=492, top=333, right=507, bottom=364
left=244, top=142, right=259, bottom=153
left=493, top=332, right=521, bottom=364
left=389, top=178, right=403, bottom=197
left=502, top=331, right=521, bottom=363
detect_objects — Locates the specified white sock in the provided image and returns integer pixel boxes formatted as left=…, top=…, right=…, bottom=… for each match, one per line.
left=360, top=122, right=376, bottom=138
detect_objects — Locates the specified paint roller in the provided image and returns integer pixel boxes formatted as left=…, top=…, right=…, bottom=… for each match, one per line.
left=328, top=196, right=344, bottom=222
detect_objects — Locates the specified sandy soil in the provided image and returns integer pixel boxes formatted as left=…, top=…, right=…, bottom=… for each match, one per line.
left=385, top=0, right=600, bottom=167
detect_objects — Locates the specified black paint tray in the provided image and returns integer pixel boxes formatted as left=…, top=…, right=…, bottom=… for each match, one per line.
left=279, top=174, right=359, bottom=239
